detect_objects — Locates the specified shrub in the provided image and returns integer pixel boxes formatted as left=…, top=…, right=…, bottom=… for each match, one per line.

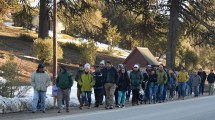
left=60, top=42, right=80, bottom=51
left=0, top=54, right=19, bottom=98
left=18, top=33, right=36, bottom=42
left=80, top=39, right=97, bottom=65
left=33, top=38, right=63, bottom=63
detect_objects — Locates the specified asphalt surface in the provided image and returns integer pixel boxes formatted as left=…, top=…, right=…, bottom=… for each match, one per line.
left=29, top=95, right=215, bottom=120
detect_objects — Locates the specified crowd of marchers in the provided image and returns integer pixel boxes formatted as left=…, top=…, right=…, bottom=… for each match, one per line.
left=30, top=61, right=215, bottom=113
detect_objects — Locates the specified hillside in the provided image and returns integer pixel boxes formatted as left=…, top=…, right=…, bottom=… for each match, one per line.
left=0, top=25, right=125, bottom=84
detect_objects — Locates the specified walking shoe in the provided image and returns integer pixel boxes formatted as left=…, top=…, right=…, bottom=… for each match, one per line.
left=110, top=106, right=114, bottom=109
left=88, top=105, right=91, bottom=109
left=121, top=105, right=125, bottom=108
left=32, top=111, right=36, bottom=113
left=116, top=105, right=120, bottom=108
left=79, top=105, right=83, bottom=109
left=42, top=111, right=45, bottom=113
left=100, top=103, right=103, bottom=105
left=66, top=110, right=69, bottom=112
left=57, top=110, right=61, bottom=113
left=94, top=105, right=99, bottom=107
left=105, top=106, right=109, bottom=109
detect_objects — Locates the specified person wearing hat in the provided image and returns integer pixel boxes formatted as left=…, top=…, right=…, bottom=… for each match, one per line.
left=79, top=63, right=95, bottom=109
left=31, top=63, right=51, bottom=113
left=56, top=64, right=74, bottom=113
left=75, top=64, right=84, bottom=109
left=177, top=67, right=189, bottom=100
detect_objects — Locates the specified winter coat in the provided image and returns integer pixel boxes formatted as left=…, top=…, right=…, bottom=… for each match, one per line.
left=130, top=71, right=143, bottom=89
left=191, top=75, right=201, bottom=87
left=169, top=73, right=176, bottom=86
left=56, top=72, right=73, bottom=90
left=117, top=73, right=130, bottom=91
left=198, top=71, right=207, bottom=84
left=93, top=71, right=104, bottom=89
left=207, top=73, right=215, bottom=83
left=148, top=73, right=158, bottom=87
left=156, top=70, right=167, bottom=85
left=31, top=71, right=51, bottom=92
left=79, top=72, right=95, bottom=91
left=177, top=71, right=189, bottom=82
left=187, top=74, right=193, bottom=86
left=102, top=67, right=118, bottom=84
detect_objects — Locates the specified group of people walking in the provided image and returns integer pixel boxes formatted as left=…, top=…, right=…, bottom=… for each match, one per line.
left=30, top=61, right=215, bottom=113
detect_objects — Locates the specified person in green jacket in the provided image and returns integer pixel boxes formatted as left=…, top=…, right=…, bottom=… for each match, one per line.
left=156, top=65, right=167, bottom=103
left=79, top=63, right=95, bottom=109
left=56, top=65, right=73, bottom=113
left=130, top=64, right=143, bottom=106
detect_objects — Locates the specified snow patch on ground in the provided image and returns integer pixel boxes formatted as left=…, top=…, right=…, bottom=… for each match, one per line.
left=0, top=82, right=96, bottom=113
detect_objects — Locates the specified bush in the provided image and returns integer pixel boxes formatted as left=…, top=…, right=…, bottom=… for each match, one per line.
left=0, top=54, right=19, bottom=98
left=60, top=42, right=80, bottom=51
left=18, top=33, right=36, bottom=42
left=33, top=38, right=63, bottom=63
left=80, top=39, right=97, bottom=65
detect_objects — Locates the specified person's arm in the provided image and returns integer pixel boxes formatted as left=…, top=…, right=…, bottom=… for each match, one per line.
left=31, top=72, right=36, bottom=88
left=90, top=75, right=95, bottom=87
left=46, top=73, right=51, bottom=88
left=69, top=73, right=74, bottom=88
left=56, top=75, right=59, bottom=88
left=78, top=74, right=83, bottom=86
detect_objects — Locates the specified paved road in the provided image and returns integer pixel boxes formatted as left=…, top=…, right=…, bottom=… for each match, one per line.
left=30, top=95, right=215, bottom=120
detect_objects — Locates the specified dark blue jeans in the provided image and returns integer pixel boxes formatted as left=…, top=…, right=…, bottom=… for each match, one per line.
left=158, top=84, right=164, bottom=101
left=82, top=91, right=92, bottom=106
left=199, top=83, right=204, bottom=95
left=149, top=84, right=158, bottom=101
left=178, top=82, right=186, bottom=98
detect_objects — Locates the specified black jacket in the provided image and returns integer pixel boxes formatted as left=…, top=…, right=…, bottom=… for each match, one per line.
left=93, top=71, right=104, bottom=89
left=207, top=73, right=215, bottom=83
left=117, top=73, right=130, bottom=91
left=148, top=74, right=158, bottom=83
left=102, top=67, right=118, bottom=84
left=198, top=71, right=207, bottom=84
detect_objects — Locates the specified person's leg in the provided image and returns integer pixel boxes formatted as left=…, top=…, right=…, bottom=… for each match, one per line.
left=40, top=91, right=46, bottom=112
left=149, top=85, right=153, bottom=102
left=53, top=97, right=57, bottom=108
left=135, top=89, right=140, bottom=104
left=211, top=83, right=214, bottom=95
left=99, top=88, right=104, bottom=105
left=162, top=84, right=167, bottom=101
left=178, top=83, right=182, bottom=98
left=87, top=91, right=92, bottom=108
left=159, top=84, right=164, bottom=102
left=104, top=83, right=110, bottom=108
left=199, top=83, right=202, bottom=95
left=121, top=91, right=126, bottom=106
left=153, top=85, right=158, bottom=103
left=117, top=90, right=123, bottom=106
left=94, top=89, right=99, bottom=106
left=114, top=88, right=118, bottom=106
left=182, top=82, right=186, bottom=99
left=109, top=83, right=116, bottom=108
left=77, top=87, right=82, bottom=107
left=57, top=88, right=63, bottom=112
left=202, top=83, right=205, bottom=95
left=32, top=90, right=39, bottom=112
left=208, top=83, right=212, bottom=95
left=126, top=86, right=131, bottom=101
left=64, top=89, right=70, bottom=112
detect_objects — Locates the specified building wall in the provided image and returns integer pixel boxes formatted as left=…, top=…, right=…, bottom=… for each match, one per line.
left=124, top=50, right=148, bottom=70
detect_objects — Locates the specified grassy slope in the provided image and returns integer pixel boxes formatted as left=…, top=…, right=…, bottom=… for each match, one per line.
left=0, top=26, right=124, bottom=84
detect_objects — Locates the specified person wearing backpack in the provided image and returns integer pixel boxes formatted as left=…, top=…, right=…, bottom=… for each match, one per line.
left=56, top=65, right=74, bottom=113
left=130, top=64, right=143, bottom=106
left=207, top=69, right=215, bottom=95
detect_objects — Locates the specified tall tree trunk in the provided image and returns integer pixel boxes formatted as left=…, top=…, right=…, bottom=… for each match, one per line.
left=166, top=0, right=180, bottom=68
left=38, top=0, right=49, bottom=39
